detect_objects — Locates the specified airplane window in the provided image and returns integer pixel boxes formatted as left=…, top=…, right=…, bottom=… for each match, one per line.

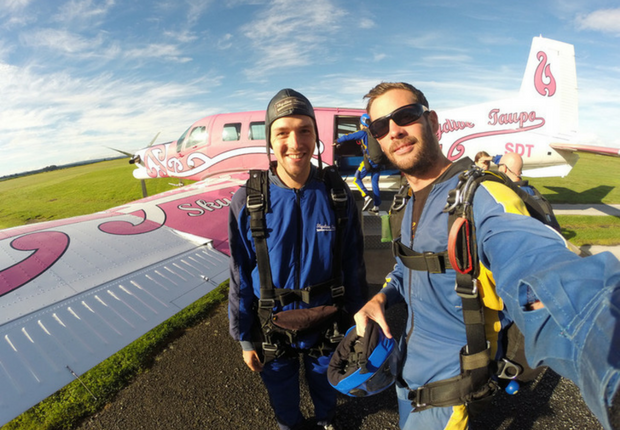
left=185, top=126, right=208, bottom=149
left=222, top=123, right=241, bottom=141
left=249, top=122, right=265, bottom=140
left=176, top=127, right=191, bottom=152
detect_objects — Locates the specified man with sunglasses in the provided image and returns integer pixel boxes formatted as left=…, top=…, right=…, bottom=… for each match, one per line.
left=353, top=82, right=620, bottom=430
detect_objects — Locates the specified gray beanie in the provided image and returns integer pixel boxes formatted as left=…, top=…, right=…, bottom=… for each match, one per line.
left=265, top=89, right=321, bottom=166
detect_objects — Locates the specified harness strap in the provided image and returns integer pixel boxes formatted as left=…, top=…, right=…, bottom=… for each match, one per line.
left=390, top=177, right=410, bottom=213
left=274, top=278, right=343, bottom=306
left=322, top=166, right=348, bottom=286
left=247, top=167, right=349, bottom=363
left=396, top=166, right=497, bottom=411
left=392, top=238, right=452, bottom=273
left=247, top=170, right=274, bottom=300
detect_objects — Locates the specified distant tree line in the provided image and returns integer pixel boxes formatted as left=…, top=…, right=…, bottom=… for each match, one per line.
left=1, top=156, right=126, bottom=181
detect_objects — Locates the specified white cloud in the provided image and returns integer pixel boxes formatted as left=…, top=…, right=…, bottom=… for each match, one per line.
left=576, top=8, right=620, bottom=35
left=21, top=28, right=104, bottom=53
left=359, top=18, right=375, bottom=29
left=0, top=62, right=223, bottom=175
left=163, top=29, right=199, bottom=44
left=52, top=0, right=115, bottom=24
left=217, top=33, right=234, bottom=50
left=241, top=0, right=346, bottom=77
left=124, top=43, right=192, bottom=63
left=185, top=0, right=214, bottom=25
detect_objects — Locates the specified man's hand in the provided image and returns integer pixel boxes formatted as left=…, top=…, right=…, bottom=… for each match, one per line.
left=354, top=292, right=392, bottom=338
left=243, top=350, right=264, bottom=372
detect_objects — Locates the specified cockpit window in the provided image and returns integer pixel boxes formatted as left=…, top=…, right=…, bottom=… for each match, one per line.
left=249, top=122, right=266, bottom=140
left=176, top=127, right=190, bottom=152
left=185, top=126, right=208, bottom=149
left=222, top=123, right=241, bottom=141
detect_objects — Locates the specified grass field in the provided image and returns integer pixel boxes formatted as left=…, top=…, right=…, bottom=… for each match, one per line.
left=1, top=152, right=619, bottom=429
left=527, top=152, right=620, bottom=204
left=0, top=159, right=192, bottom=229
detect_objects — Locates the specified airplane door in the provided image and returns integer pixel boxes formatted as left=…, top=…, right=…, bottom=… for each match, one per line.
left=333, top=116, right=363, bottom=175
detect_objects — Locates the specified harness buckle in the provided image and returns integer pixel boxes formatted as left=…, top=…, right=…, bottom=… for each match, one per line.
left=414, top=386, right=427, bottom=409
left=259, top=299, right=275, bottom=310
left=301, top=289, right=311, bottom=303
left=246, top=194, right=264, bottom=211
left=391, top=194, right=407, bottom=212
left=455, top=278, right=478, bottom=299
left=331, top=285, right=345, bottom=299
left=262, top=342, right=278, bottom=354
left=330, top=188, right=347, bottom=204
left=497, top=358, right=523, bottom=380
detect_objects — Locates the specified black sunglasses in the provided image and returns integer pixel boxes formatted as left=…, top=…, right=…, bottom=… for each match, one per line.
left=368, top=103, right=429, bottom=139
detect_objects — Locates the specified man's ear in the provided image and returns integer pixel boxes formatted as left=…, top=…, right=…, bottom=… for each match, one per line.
left=427, top=110, right=440, bottom=134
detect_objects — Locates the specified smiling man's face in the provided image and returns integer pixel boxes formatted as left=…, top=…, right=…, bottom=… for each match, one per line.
left=369, top=89, right=441, bottom=177
left=270, top=114, right=316, bottom=189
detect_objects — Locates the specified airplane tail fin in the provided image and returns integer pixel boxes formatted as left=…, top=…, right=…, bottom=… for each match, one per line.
left=519, top=37, right=578, bottom=143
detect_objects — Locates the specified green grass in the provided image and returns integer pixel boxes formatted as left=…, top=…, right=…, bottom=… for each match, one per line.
left=0, top=152, right=619, bottom=429
left=527, top=152, right=620, bottom=204
left=557, top=215, right=620, bottom=246
left=0, top=159, right=190, bottom=229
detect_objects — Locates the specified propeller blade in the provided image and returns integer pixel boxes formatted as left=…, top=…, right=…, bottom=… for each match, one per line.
left=106, top=147, right=134, bottom=157
left=148, top=132, right=161, bottom=147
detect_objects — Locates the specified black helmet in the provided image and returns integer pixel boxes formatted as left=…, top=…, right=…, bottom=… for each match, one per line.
left=264, top=88, right=321, bottom=167
left=328, top=321, right=399, bottom=397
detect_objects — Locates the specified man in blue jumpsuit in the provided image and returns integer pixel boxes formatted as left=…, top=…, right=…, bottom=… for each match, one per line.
left=353, top=82, right=620, bottom=430
left=335, top=114, right=385, bottom=214
left=228, top=89, right=367, bottom=430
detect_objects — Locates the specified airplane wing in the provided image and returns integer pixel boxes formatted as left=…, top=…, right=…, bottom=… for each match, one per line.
left=550, top=142, right=620, bottom=157
left=0, top=172, right=247, bottom=425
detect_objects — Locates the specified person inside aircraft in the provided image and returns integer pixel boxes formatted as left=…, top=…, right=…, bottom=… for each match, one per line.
left=228, top=88, right=367, bottom=430
left=334, top=114, right=388, bottom=214
left=353, top=81, right=620, bottom=430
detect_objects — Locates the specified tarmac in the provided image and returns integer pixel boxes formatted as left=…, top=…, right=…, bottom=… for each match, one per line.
left=73, top=197, right=618, bottom=430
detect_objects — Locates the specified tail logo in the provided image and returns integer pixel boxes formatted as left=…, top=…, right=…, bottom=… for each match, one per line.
left=534, top=51, right=556, bottom=97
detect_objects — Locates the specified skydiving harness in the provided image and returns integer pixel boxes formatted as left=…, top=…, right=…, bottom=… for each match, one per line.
left=245, top=167, right=349, bottom=363
left=390, top=166, right=555, bottom=413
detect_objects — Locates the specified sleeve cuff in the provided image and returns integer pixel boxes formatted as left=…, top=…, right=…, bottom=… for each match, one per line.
left=240, top=340, right=254, bottom=351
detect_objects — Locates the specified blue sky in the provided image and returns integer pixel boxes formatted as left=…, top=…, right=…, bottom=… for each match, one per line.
left=1, top=0, right=619, bottom=176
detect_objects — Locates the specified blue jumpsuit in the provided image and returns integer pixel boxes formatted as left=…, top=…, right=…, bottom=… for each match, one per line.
left=336, top=130, right=382, bottom=207
left=228, top=166, right=366, bottom=429
left=382, top=158, right=620, bottom=429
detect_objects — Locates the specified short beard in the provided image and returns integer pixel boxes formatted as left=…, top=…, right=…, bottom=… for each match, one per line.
left=387, top=121, right=441, bottom=177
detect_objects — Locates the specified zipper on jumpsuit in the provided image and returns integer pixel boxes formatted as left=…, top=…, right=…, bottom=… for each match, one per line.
left=294, top=188, right=302, bottom=308
left=406, top=193, right=416, bottom=345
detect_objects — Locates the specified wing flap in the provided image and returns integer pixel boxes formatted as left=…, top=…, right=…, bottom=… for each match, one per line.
left=0, top=243, right=229, bottom=425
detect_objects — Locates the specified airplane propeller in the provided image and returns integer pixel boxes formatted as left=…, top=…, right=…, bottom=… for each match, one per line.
left=107, top=132, right=161, bottom=198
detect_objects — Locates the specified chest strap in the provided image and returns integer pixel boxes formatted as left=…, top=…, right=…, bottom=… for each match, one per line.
left=392, top=238, right=453, bottom=273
